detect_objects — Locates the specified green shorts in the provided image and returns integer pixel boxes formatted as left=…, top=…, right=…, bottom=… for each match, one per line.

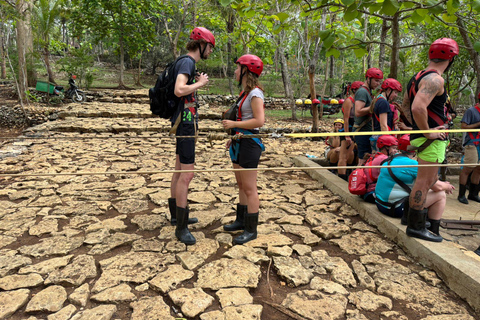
left=411, top=137, right=449, bottom=163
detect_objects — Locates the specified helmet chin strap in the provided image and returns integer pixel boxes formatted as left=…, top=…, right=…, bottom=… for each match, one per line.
left=445, top=56, right=455, bottom=73
left=238, top=69, right=247, bottom=87
left=199, top=43, right=207, bottom=60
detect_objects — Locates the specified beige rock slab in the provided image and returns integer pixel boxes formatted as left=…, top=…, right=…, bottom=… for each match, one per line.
left=168, top=287, right=214, bottom=318
left=223, top=245, right=269, bottom=264
left=311, top=250, right=357, bottom=287
left=25, top=285, right=67, bottom=313
left=351, top=259, right=375, bottom=291
left=131, top=214, right=167, bottom=231
left=68, top=283, right=90, bottom=307
left=216, top=288, right=253, bottom=308
left=0, top=273, right=43, bottom=290
left=0, top=251, right=32, bottom=277
left=19, top=236, right=84, bottom=257
left=0, top=289, right=30, bottom=319
left=45, top=254, right=97, bottom=286
left=88, top=232, right=141, bottom=255
left=267, top=245, right=293, bottom=257
left=330, top=231, right=393, bottom=255
left=0, top=234, right=17, bottom=249
left=273, top=256, right=314, bottom=287
left=112, top=199, right=149, bottom=214
left=282, top=290, right=348, bottom=320
left=132, top=238, right=164, bottom=252
left=292, top=244, right=312, bottom=256
left=130, top=296, right=175, bottom=320
left=420, top=315, right=476, bottom=320
left=244, top=233, right=293, bottom=249
left=222, top=304, right=263, bottom=320
left=310, top=277, right=349, bottom=295
left=176, top=252, right=205, bottom=270
left=149, top=264, right=194, bottom=293
left=196, top=258, right=261, bottom=290
left=18, top=255, right=73, bottom=275
left=47, top=304, right=77, bottom=320
left=348, top=289, right=392, bottom=311
left=85, top=215, right=128, bottom=233
left=29, top=219, right=59, bottom=236
left=91, top=283, right=136, bottom=303
left=199, top=310, right=224, bottom=320
left=70, top=304, right=117, bottom=320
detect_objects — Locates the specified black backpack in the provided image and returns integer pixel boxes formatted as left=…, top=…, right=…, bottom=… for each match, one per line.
left=149, top=55, right=194, bottom=119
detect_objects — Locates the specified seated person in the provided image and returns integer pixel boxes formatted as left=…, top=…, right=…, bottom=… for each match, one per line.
left=375, top=135, right=455, bottom=239
left=362, top=135, right=398, bottom=203
left=325, top=119, right=344, bottom=166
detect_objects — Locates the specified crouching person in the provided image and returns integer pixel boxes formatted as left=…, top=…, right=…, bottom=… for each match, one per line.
left=222, top=54, right=265, bottom=244
left=375, top=135, right=455, bottom=240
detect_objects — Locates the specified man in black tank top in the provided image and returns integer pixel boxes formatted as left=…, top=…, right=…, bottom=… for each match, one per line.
left=402, top=38, right=459, bottom=242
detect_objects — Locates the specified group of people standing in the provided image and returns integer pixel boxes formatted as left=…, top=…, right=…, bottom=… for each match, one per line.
left=166, top=27, right=265, bottom=245
left=163, top=27, right=479, bottom=252
left=330, top=38, right=480, bottom=246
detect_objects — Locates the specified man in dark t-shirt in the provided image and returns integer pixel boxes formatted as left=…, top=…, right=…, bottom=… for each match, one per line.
left=354, top=67, right=383, bottom=164
left=169, top=27, right=215, bottom=245
left=403, top=38, right=459, bottom=242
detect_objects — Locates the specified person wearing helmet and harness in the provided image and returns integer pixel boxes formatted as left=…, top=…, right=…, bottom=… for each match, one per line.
left=354, top=68, right=384, bottom=165
left=325, top=119, right=345, bottom=167
left=403, top=38, right=459, bottom=242
left=170, top=27, right=215, bottom=245
left=370, top=78, right=402, bottom=151
left=375, top=135, right=454, bottom=239
left=362, top=135, right=399, bottom=203
left=222, top=54, right=265, bottom=245
left=457, top=91, right=480, bottom=204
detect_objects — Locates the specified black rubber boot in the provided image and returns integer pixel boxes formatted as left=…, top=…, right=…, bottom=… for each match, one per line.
left=406, top=208, right=443, bottom=242
left=467, top=183, right=480, bottom=203
left=233, top=212, right=258, bottom=245
left=457, top=185, right=469, bottom=204
left=401, top=211, right=408, bottom=225
left=175, top=207, right=196, bottom=245
left=474, top=246, right=480, bottom=256
left=338, top=174, right=348, bottom=182
left=224, top=204, right=247, bottom=231
left=169, top=198, right=198, bottom=226
left=427, top=218, right=441, bottom=236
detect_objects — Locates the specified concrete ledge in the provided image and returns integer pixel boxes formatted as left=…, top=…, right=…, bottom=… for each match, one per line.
left=293, top=155, right=480, bottom=313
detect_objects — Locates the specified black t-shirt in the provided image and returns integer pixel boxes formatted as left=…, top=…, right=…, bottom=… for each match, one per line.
left=171, top=55, right=196, bottom=123
left=373, top=98, right=394, bottom=131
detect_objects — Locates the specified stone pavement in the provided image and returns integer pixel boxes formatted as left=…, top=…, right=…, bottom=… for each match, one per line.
left=0, top=93, right=478, bottom=319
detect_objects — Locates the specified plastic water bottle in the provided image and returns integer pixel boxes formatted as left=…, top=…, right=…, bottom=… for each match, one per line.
left=305, top=153, right=317, bottom=159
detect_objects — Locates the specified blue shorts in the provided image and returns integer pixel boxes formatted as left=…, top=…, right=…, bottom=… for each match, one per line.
left=356, top=133, right=372, bottom=159
left=376, top=201, right=404, bottom=218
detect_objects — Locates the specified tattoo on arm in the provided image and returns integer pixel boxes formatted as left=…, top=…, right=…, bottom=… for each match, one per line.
left=413, top=190, right=423, bottom=204
left=419, top=74, right=443, bottom=98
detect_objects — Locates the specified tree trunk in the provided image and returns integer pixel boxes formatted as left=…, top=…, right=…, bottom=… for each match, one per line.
left=379, top=20, right=389, bottom=71
left=135, top=54, right=142, bottom=86
left=226, top=12, right=235, bottom=95
left=119, top=35, right=125, bottom=87
left=44, top=47, right=55, bottom=83
left=16, top=0, right=28, bottom=103
left=389, top=13, right=400, bottom=79
left=457, top=17, right=480, bottom=100
left=329, top=56, right=334, bottom=96
left=362, top=13, right=368, bottom=74
left=0, top=23, right=6, bottom=79
left=309, top=63, right=318, bottom=132
left=25, top=0, right=36, bottom=87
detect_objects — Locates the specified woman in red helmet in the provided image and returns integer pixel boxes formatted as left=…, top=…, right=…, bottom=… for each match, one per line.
left=222, top=54, right=265, bottom=244
left=369, top=78, right=402, bottom=151
left=375, top=135, right=454, bottom=240
left=170, top=27, right=215, bottom=245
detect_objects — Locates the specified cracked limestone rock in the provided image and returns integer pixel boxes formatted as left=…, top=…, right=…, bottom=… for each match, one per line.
left=70, top=304, right=117, bottom=320
left=348, top=289, right=393, bottom=311
left=196, top=258, right=261, bottom=290
left=26, top=285, right=67, bottom=313
left=282, top=290, right=348, bottom=320
left=168, top=287, right=214, bottom=318
left=91, top=283, right=136, bottom=303
left=130, top=296, right=175, bottom=320
left=88, top=232, right=142, bottom=255
left=0, top=250, right=32, bottom=277
left=19, top=236, right=84, bottom=258
left=311, top=250, right=357, bottom=287
left=245, top=233, right=293, bottom=249
left=273, top=256, right=314, bottom=287
left=69, top=283, right=90, bottom=307
left=47, top=304, right=77, bottom=320
left=0, top=273, right=44, bottom=290
left=216, top=288, right=253, bottom=308
left=18, top=255, right=73, bottom=275
left=222, top=304, right=263, bottom=320
left=0, top=289, right=30, bottom=319
left=45, top=254, right=97, bottom=286
left=223, top=245, right=269, bottom=264
left=330, top=231, right=393, bottom=255
left=149, top=264, right=194, bottom=293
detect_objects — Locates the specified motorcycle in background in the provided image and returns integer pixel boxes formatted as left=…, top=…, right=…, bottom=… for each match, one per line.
left=36, top=75, right=87, bottom=104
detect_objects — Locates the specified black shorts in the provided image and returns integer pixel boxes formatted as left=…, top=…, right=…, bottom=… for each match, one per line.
left=232, top=138, right=262, bottom=168
left=175, top=120, right=196, bottom=164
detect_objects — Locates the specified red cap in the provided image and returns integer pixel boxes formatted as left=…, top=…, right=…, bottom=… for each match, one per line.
left=350, top=81, right=364, bottom=90
left=236, top=54, right=264, bottom=76
left=312, top=99, right=320, bottom=105
left=398, top=134, right=411, bottom=152
left=381, top=78, right=402, bottom=92
left=190, top=27, right=215, bottom=47
left=377, top=135, right=398, bottom=149
left=366, top=68, right=383, bottom=79
left=429, top=38, right=459, bottom=60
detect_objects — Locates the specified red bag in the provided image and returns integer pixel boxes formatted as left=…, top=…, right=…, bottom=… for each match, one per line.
left=348, top=168, right=368, bottom=195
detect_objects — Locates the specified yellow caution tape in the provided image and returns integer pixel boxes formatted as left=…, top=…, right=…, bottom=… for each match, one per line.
left=285, top=128, right=480, bottom=138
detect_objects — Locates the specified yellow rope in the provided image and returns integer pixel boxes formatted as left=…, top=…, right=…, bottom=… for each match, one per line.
left=0, top=162, right=477, bottom=178
left=285, top=128, right=480, bottom=138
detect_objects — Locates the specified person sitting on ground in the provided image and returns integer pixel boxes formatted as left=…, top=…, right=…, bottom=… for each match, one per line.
left=325, top=119, right=344, bottom=167
left=362, top=135, right=399, bottom=203
left=375, top=135, right=455, bottom=240
left=370, top=78, right=402, bottom=151
left=457, top=92, right=480, bottom=204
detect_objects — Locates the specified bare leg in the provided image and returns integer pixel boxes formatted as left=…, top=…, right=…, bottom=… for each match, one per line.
left=424, top=189, right=446, bottom=220
left=170, top=155, right=182, bottom=198
left=338, top=141, right=348, bottom=175
left=175, top=163, right=194, bottom=208
left=409, top=159, right=439, bottom=210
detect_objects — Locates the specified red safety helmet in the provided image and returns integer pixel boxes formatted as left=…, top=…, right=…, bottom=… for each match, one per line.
left=398, top=134, right=412, bottom=152
left=190, top=27, right=215, bottom=47
left=350, top=81, right=364, bottom=90
left=338, top=99, right=345, bottom=104
left=72, top=75, right=77, bottom=79
left=377, top=135, right=398, bottom=149
left=365, top=68, right=383, bottom=79
left=236, top=54, right=263, bottom=76
left=312, top=98, right=320, bottom=105
left=429, top=38, right=459, bottom=60
left=381, top=78, right=402, bottom=92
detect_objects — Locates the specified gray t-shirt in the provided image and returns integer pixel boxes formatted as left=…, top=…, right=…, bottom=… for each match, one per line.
left=237, top=88, right=264, bottom=130
left=353, top=87, right=372, bottom=131
left=461, top=105, right=480, bottom=146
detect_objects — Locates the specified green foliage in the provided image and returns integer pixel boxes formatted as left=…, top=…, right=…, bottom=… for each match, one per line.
left=57, top=45, right=96, bottom=88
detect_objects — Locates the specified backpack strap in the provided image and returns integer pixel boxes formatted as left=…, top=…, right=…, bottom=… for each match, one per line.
left=387, top=155, right=412, bottom=193
left=467, top=104, right=480, bottom=146
left=373, top=96, right=392, bottom=131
